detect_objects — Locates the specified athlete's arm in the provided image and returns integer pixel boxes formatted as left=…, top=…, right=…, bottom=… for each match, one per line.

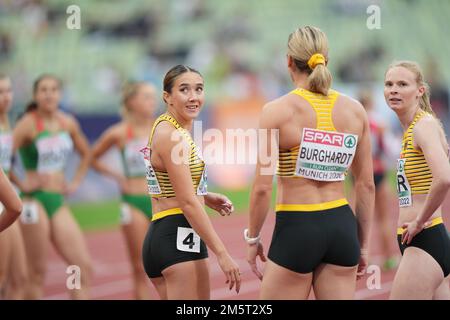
left=66, top=114, right=91, bottom=193
left=402, top=117, right=450, bottom=244
left=91, top=125, right=126, bottom=184
left=0, top=167, right=22, bottom=232
left=155, top=123, right=241, bottom=292
left=247, top=102, right=280, bottom=279
left=350, top=105, right=375, bottom=276
left=11, top=115, right=37, bottom=192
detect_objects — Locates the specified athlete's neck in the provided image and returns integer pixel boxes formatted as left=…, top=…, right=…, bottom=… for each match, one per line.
left=36, top=107, right=58, bottom=120
left=292, top=72, right=309, bottom=91
left=166, top=111, right=193, bottom=131
left=397, top=106, right=421, bottom=131
left=0, top=113, right=9, bottom=130
left=128, top=113, right=153, bottom=128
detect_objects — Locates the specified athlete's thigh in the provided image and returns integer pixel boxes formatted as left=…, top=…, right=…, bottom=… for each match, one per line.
left=260, top=260, right=313, bottom=300
left=313, top=263, right=358, bottom=300
left=390, top=247, right=443, bottom=299
left=19, top=200, right=50, bottom=271
left=50, top=206, right=91, bottom=268
left=162, top=258, right=210, bottom=300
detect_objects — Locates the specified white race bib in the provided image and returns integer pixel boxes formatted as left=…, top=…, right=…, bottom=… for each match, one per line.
left=36, top=132, right=73, bottom=173
left=123, top=138, right=147, bottom=177
left=176, top=227, right=201, bottom=253
left=196, top=165, right=208, bottom=196
left=20, top=202, right=39, bottom=224
left=0, top=133, right=13, bottom=172
left=141, top=147, right=162, bottom=195
left=295, top=128, right=358, bottom=181
left=397, top=158, right=412, bottom=207
left=120, top=203, right=132, bottom=225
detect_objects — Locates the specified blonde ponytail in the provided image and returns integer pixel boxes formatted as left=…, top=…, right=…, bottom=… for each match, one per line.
left=287, top=26, right=332, bottom=95
left=308, top=63, right=332, bottom=96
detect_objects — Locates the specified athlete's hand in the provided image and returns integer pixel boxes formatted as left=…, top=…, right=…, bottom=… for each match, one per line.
left=205, top=193, right=234, bottom=216
left=401, top=219, right=432, bottom=245
left=217, top=251, right=241, bottom=293
left=63, top=181, right=80, bottom=195
left=357, top=248, right=369, bottom=280
left=247, top=242, right=266, bottom=280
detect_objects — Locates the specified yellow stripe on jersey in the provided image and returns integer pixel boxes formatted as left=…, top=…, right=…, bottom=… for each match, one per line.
left=277, top=88, right=340, bottom=177
left=148, top=114, right=205, bottom=198
left=400, top=112, right=432, bottom=195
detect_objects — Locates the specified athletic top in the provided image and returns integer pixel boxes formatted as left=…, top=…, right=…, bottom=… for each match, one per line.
left=120, top=125, right=147, bottom=178
left=143, top=113, right=207, bottom=198
left=399, top=111, right=432, bottom=195
left=277, top=88, right=358, bottom=181
left=19, top=112, right=73, bottom=173
left=0, top=128, right=13, bottom=174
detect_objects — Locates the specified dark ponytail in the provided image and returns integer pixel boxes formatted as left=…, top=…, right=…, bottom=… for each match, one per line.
left=25, top=101, right=38, bottom=113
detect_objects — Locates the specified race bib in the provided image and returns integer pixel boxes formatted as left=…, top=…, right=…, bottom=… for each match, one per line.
left=36, top=132, right=73, bottom=173
left=0, top=133, right=13, bottom=172
left=176, top=227, right=201, bottom=253
left=397, top=158, right=412, bottom=207
left=295, top=128, right=358, bottom=181
left=124, top=138, right=147, bottom=177
left=120, top=203, right=132, bottom=225
left=196, top=165, right=208, bottom=196
left=140, top=147, right=162, bottom=195
left=20, top=202, right=39, bottom=224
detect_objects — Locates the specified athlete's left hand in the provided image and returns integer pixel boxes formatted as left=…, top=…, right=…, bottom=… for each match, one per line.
left=401, top=219, right=432, bottom=245
left=205, top=193, right=234, bottom=216
left=357, top=249, right=368, bottom=280
left=63, top=181, right=80, bottom=195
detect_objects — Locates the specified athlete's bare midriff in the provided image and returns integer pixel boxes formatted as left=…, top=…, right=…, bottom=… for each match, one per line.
left=151, top=195, right=205, bottom=214
left=24, top=170, right=66, bottom=192
left=398, top=194, right=443, bottom=227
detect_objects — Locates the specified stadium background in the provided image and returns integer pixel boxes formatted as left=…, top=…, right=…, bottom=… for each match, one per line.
left=0, top=0, right=449, bottom=299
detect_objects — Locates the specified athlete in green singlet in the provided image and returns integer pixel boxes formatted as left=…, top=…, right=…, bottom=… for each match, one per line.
left=12, top=74, right=92, bottom=300
left=91, top=81, right=156, bottom=299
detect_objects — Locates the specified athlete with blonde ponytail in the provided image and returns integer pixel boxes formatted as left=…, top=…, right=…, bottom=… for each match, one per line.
left=246, top=26, right=374, bottom=299
left=91, top=81, right=156, bottom=299
left=384, top=61, right=450, bottom=299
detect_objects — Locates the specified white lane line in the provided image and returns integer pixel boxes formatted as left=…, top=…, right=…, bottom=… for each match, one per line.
left=45, top=278, right=132, bottom=300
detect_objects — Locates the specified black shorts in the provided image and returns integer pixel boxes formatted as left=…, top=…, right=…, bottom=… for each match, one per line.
left=268, top=204, right=360, bottom=274
left=397, top=223, right=450, bottom=277
left=374, top=172, right=385, bottom=187
left=142, top=214, right=208, bottom=278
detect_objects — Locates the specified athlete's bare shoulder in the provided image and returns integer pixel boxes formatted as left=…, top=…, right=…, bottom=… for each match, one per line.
left=151, top=120, right=181, bottom=147
left=260, top=94, right=295, bottom=129
left=338, top=92, right=365, bottom=112
left=15, top=112, right=35, bottom=129
left=102, top=121, right=127, bottom=142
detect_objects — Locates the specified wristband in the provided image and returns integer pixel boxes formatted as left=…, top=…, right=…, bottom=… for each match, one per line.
left=244, top=228, right=260, bottom=245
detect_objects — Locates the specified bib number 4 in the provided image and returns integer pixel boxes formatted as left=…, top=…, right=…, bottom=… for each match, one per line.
left=176, top=227, right=200, bottom=253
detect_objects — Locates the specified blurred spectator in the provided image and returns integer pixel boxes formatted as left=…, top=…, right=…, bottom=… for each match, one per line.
left=21, top=0, right=48, bottom=37
left=337, top=44, right=385, bottom=83
left=425, top=57, right=450, bottom=134
left=0, top=31, right=12, bottom=60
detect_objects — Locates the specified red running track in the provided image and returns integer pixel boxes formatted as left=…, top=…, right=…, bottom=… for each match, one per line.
left=43, top=196, right=450, bottom=300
